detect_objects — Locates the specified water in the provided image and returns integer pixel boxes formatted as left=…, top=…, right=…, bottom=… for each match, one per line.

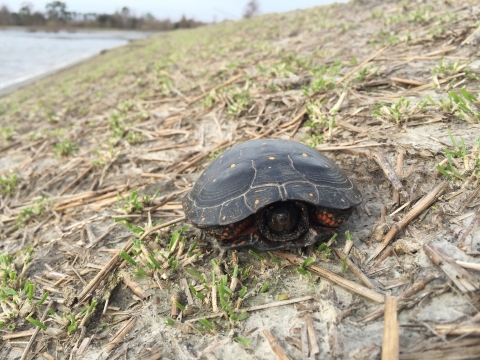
left=0, top=29, right=151, bottom=95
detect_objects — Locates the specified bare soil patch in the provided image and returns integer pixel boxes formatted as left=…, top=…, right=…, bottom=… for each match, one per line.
left=1, top=0, right=480, bottom=359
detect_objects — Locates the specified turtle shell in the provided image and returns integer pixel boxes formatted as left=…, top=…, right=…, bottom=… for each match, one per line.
left=182, top=139, right=362, bottom=227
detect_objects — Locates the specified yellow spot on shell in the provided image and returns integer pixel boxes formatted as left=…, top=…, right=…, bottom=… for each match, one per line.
left=213, top=179, right=216, bottom=182
left=309, top=193, right=313, bottom=197
left=255, top=199, right=259, bottom=204
left=269, top=156, right=275, bottom=160
left=222, top=216, right=226, bottom=220
left=231, top=164, right=236, bottom=168
left=302, top=153, right=307, bottom=157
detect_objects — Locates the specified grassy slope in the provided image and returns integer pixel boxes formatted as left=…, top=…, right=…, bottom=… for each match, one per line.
left=1, top=0, right=480, bottom=358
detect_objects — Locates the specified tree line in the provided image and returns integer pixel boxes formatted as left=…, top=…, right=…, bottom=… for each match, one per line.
left=0, top=1, right=205, bottom=31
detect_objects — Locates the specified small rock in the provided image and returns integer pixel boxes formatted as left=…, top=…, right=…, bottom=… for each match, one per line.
left=394, top=237, right=421, bottom=255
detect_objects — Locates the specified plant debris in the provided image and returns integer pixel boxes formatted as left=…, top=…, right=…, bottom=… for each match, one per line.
left=1, top=0, right=480, bottom=358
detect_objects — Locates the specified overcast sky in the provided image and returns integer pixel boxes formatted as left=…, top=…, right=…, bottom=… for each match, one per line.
left=1, top=1, right=345, bottom=22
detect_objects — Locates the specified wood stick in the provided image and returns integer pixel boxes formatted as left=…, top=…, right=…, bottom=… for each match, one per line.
left=59, top=165, right=93, bottom=196
left=371, top=151, right=403, bottom=192
left=361, top=274, right=436, bottom=323
left=186, top=296, right=314, bottom=323
left=30, top=158, right=83, bottom=196
left=336, top=44, right=391, bottom=84
left=279, top=108, right=307, bottom=129
left=273, top=251, right=384, bottom=303
left=399, top=345, right=480, bottom=360
left=141, top=173, right=167, bottom=179
left=173, top=140, right=230, bottom=176
left=103, top=317, right=137, bottom=354
left=301, top=324, right=309, bottom=358
left=189, top=73, right=244, bottom=105
left=0, top=140, right=21, bottom=154
left=263, top=329, right=292, bottom=360
left=424, top=242, right=480, bottom=293
left=456, top=260, right=480, bottom=272
left=366, top=182, right=447, bottom=264
left=435, top=324, right=480, bottom=336
left=390, top=77, right=425, bottom=86
left=76, top=238, right=134, bottom=303
left=53, top=184, right=128, bottom=206
left=139, top=216, right=186, bottom=241
left=458, top=185, right=480, bottom=212
left=146, top=142, right=198, bottom=153
left=333, top=249, right=377, bottom=289
left=141, top=97, right=179, bottom=104
left=393, top=153, right=404, bottom=205
left=458, top=210, right=480, bottom=251
left=410, top=72, right=465, bottom=92
left=20, top=300, right=54, bottom=360
left=382, top=295, right=399, bottom=360
left=316, top=143, right=384, bottom=151
left=54, top=190, right=125, bottom=211
left=305, top=313, right=319, bottom=357
left=1, top=329, right=35, bottom=340
left=123, top=276, right=149, bottom=299
left=147, top=193, right=177, bottom=213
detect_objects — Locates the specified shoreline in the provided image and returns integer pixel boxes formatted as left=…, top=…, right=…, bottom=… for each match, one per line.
left=0, top=29, right=154, bottom=98
left=0, top=25, right=158, bottom=33
left=0, top=51, right=104, bottom=97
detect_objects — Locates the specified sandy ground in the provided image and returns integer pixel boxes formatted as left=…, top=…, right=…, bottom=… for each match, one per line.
left=1, top=0, right=480, bottom=359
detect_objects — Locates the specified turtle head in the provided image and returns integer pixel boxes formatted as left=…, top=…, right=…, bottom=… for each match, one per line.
left=265, top=202, right=299, bottom=234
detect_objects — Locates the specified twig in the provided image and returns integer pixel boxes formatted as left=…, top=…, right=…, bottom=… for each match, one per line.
left=305, top=313, right=319, bottom=357
left=103, top=317, right=137, bottom=354
left=123, top=275, right=149, bottom=299
left=76, top=238, right=134, bottom=304
left=461, top=25, right=480, bottom=45
left=424, top=242, right=479, bottom=293
left=173, top=140, right=230, bottom=176
left=273, top=251, right=384, bottom=303
left=393, top=153, right=403, bottom=205
left=147, top=192, right=177, bottom=213
left=139, top=216, right=186, bottom=241
left=20, top=300, right=54, bottom=360
left=146, top=141, right=198, bottom=153
left=458, top=186, right=480, bottom=213
left=390, top=77, right=425, bottom=86
left=59, top=164, right=93, bottom=196
left=366, top=182, right=447, bottom=264
left=336, top=44, right=391, bottom=84
left=382, top=295, right=399, bottom=360
left=361, top=274, right=437, bottom=323
left=263, top=329, right=292, bottom=360
left=371, top=151, right=403, bottom=192
left=458, top=210, right=480, bottom=251
left=456, top=260, right=480, bottom=272
left=333, top=249, right=377, bottom=289
left=1, top=329, right=35, bottom=340
left=185, top=296, right=314, bottom=323
left=188, top=73, right=244, bottom=105
left=316, top=143, right=384, bottom=151
left=30, top=158, right=83, bottom=197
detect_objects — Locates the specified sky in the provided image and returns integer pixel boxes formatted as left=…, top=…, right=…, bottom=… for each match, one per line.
left=1, top=0, right=345, bottom=22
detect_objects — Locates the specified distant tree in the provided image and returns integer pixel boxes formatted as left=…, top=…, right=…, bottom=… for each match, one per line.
left=243, top=0, right=259, bottom=19
left=45, top=1, right=70, bottom=22
left=18, top=3, right=33, bottom=25
left=121, top=7, right=130, bottom=18
left=0, top=5, right=12, bottom=26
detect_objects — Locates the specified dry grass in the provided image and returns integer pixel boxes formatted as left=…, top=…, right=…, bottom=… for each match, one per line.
left=1, top=0, right=480, bottom=358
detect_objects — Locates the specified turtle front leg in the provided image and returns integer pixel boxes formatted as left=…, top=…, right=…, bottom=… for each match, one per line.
left=205, top=216, right=255, bottom=241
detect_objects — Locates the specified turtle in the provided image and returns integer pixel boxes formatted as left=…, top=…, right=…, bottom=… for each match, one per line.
left=182, top=139, right=362, bottom=250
